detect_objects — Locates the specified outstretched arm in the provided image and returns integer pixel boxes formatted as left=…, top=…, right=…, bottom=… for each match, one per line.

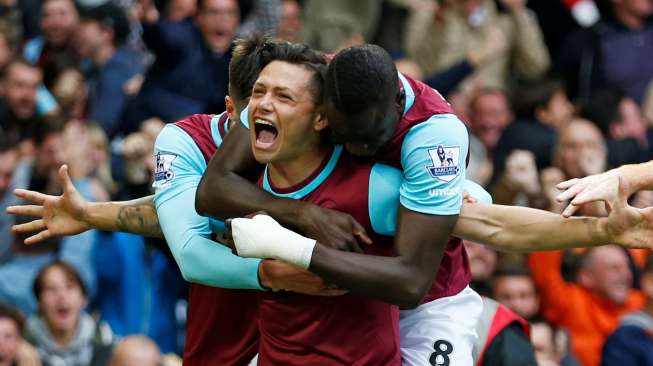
left=8, top=165, right=162, bottom=244
left=196, top=121, right=370, bottom=251
left=556, top=161, right=653, bottom=217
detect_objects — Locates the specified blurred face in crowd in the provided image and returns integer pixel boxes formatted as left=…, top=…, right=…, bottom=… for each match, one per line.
left=277, top=0, right=302, bottom=42
left=536, top=89, right=574, bottom=130
left=611, top=97, right=648, bottom=143
left=75, top=20, right=110, bottom=59
left=38, top=265, right=86, bottom=336
left=492, top=275, right=539, bottom=320
left=0, top=149, right=17, bottom=197
left=0, top=33, right=12, bottom=71
left=35, top=132, right=65, bottom=176
left=196, top=0, right=240, bottom=54
left=530, top=322, right=560, bottom=365
left=642, top=267, right=653, bottom=303
left=470, top=90, right=513, bottom=150
left=2, top=62, right=41, bottom=120
left=554, top=119, right=606, bottom=179
left=615, top=0, right=653, bottom=19
left=0, top=317, right=20, bottom=366
left=578, top=246, right=633, bottom=305
left=248, top=61, right=326, bottom=165
left=41, top=0, right=79, bottom=47
left=464, top=240, right=497, bottom=281
left=109, top=336, right=160, bottom=366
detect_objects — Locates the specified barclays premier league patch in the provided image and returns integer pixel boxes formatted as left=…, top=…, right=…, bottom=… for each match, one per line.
left=426, top=145, right=461, bottom=182
left=153, top=152, right=177, bottom=188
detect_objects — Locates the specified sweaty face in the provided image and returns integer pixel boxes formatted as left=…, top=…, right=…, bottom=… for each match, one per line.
left=4, top=63, right=41, bottom=120
left=327, top=101, right=398, bottom=157
left=196, top=0, right=240, bottom=54
left=41, top=0, right=79, bottom=47
left=249, top=61, right=323, bottom=164
left=493, top=276, right=539, bottom=320
left=39, top=266, right=86, bottom=335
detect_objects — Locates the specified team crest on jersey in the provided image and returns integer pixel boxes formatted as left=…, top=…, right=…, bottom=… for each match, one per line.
left=426, top=146, right=460, bottom=182
left=153, top=152, right=177, bottom=188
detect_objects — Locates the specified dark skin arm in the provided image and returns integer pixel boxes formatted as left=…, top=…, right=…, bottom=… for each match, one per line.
left=295, top=207, right=456, bottom=309
left=196, top=122, right=370, bottom=251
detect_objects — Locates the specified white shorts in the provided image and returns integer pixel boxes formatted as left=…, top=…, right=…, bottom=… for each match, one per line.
left=399, top=286, right=483, bottom=366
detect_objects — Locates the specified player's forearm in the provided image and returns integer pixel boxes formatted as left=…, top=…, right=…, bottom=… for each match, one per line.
left=621, top=161, right=653, bottom=191
left=85, top=195, right=163, bottom=237
left=455, top=203, right=606, bottom=252
left=309, top=245, right=433, bottom=308
left=196, top=169, right=305, bottom=226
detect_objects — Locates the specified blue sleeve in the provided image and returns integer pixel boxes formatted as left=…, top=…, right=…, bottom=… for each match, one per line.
left=464, top=180, right=492, bottom=204
left=153, top=125, right=263, bottom=290
left=240, top=105, right=250, bottom=128
left=368, top=160, right=486, bottom=235
left=399, top=114, right=468, bottom=215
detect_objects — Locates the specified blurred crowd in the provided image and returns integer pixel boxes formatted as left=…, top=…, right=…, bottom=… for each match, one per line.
left=0, top=0, right=651, bottom=365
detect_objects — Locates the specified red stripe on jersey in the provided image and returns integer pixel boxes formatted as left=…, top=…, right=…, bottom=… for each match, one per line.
left=175, top=114, right=219, bottom=162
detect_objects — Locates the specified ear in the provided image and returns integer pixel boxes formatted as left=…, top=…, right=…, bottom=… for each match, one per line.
left=225, top=96, right=236, bottom=120
left=576, top=269, right=594, bottom=290
left=313, top=108, right=329, bottom=131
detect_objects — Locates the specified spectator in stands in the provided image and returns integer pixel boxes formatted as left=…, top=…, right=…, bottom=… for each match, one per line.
left=108, top=335, right=181, bottom=366
left=0, top=303, right=42, bottom=366
left=0, top=26, right=15, bottom=72
left=75, top=3, right=143, bottom=138
left=0, top=120, right=97, bottom=314
left=602, top=254, right=653, bottom=366
left=24, top=261, right=113, bottom=366
left=467, top=88, right=514, bottom=185
left=465, top=240, right=498, bottom=297
left=555, top=0, right=653, bottom=103
left=491, top=264, right=539, bottom=321
left=492, top=79, right=574, bottom=184
left=277, top=0, right=301, bottom=42
left=529, top=246, right=645, bottom=366
left=581, top=88, right=652, bottom=167
left=49, top=66, right=86, bottom=121
left=0, top=134, right=26, bottom=262
left=22, top=0, right=79, bottom=70
left=0, top=59, right=41, bottom=145
left=124, top=0, right=240, bottom=127
left=406, top=0, right=550, bottom=94
left=530, top=318, right=580, bottom=366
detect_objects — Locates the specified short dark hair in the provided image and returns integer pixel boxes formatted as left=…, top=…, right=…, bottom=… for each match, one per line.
left=33, top=260, right=86, bottom=301
left=325, top=44, right=398, bottom=114
left=0, top=58, right=40, bottom=80
left=79, top=3, right=130, bottom=46
left=228, top=35, right=272, bottom=104
left=0, top=303, right=25, bottom=332
left=580, top=88, right=625, bottom=137
left=258, top=41, right=327, bottom=103
left=492, top=263, right=533, bottom=280
left=513, top=79, right=565, bottom=120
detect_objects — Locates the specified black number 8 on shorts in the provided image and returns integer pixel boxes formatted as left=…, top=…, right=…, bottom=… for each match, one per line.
left=429, top=340, right=453, bottom=366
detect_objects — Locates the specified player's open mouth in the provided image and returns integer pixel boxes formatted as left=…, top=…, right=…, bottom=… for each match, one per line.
left=254, top=118, right=279, bottom=149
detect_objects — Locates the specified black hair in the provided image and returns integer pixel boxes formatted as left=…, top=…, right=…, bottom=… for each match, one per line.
left=33, top=260, right=87, bottom=301
left=258, top=41, right=327, bottom=103
left=228, top=35, right=272, bottom=104
left=325, top=44, right=398, bottom=114
left=0, top=131, right=18, bottom=153
left=513, top=79, right=565, bottom=120
left=579, top=88, right=625, bottom=137
left=79, top=3, right=130, bottom=47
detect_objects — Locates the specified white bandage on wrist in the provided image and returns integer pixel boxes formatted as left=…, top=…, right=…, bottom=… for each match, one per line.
left=231, top=215, right=317, bottom=269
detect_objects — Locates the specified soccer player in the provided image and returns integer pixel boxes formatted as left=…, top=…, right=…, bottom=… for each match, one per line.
left=10, top=41, right=653, bottom=364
